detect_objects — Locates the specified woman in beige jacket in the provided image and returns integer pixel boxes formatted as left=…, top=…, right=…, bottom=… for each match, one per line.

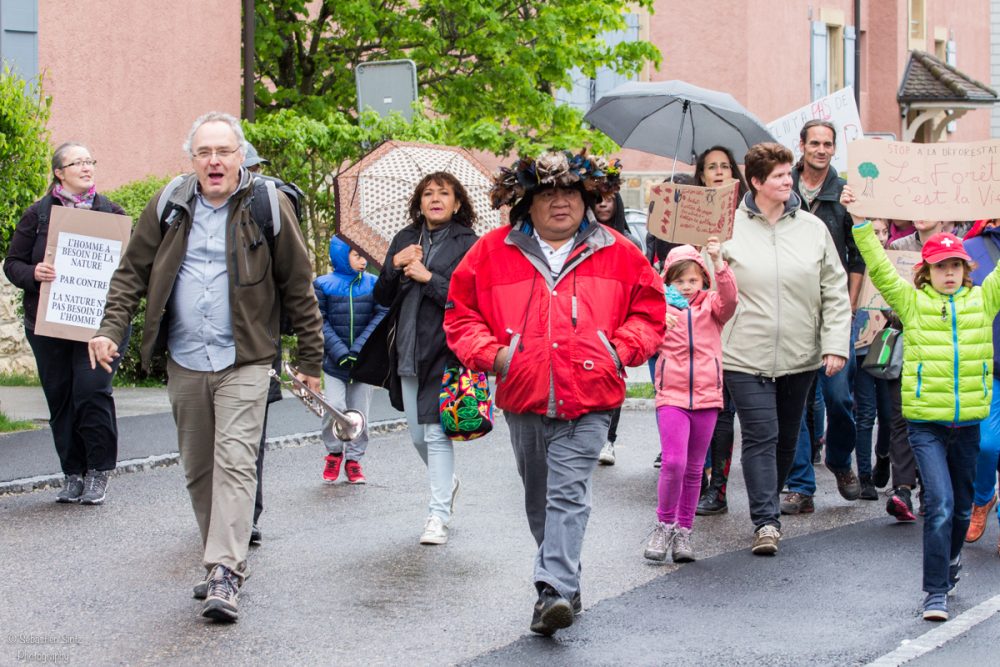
left=720, top=142, right=851, bottom=556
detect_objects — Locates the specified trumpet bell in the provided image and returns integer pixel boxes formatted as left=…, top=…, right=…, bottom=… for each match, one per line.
left=268, top=362, right=368, bottom=442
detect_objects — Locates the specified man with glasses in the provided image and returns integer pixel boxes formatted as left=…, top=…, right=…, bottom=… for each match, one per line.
left=89, top=112, right=323, bottom=623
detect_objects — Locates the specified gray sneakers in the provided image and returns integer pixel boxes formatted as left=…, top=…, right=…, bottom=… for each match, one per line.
left=672, top=526, right=696, bottom=562
left=55, top=474, right=85, bottom=503
left=80, top=470, right=110, bottom=505
left=598, top=441, right=616, bottom=465
left=643, top=521, right=674, bottom=561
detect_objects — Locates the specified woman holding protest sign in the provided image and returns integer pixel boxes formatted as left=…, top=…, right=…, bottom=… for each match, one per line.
left=718, top=142, right=851, bottom=556
left=3, top=142, right=130, bottom=505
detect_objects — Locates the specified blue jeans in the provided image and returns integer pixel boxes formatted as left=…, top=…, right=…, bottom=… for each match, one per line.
left=853, top=358, right=893, bottom=478
left=786, top=353, right=858, bottom=495
left=973, top=379, right=1000, bottom=511
left=907, top=422, right=980, bottom=594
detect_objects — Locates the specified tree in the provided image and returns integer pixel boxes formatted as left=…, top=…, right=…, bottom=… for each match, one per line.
left=0, top=67, right=51, bottom=257
left=254, top=0, right=660, bottom=154
left=858, top=161, right=879, bottom=197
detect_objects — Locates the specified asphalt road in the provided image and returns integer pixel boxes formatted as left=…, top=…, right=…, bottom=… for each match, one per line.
left=1, top=408, right=997, bottom=666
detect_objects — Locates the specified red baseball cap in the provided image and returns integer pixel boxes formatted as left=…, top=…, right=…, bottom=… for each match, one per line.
left=918, top=232, right=971, bottom=269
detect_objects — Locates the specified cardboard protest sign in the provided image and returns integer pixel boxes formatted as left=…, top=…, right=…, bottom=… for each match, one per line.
left=767, top=87, right=863, bottom=175
left=847, top=139, right=1000, bottom=220
left=855, top=309, right=888, bottom=350
left=856, top=249, right=921, bottom=314
left=35, top=207, right=132, bottom=342
left=647, top=180, right=739, bottom=246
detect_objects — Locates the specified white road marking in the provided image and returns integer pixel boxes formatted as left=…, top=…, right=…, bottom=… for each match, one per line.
left=864, top=593, right=1000, bottom=666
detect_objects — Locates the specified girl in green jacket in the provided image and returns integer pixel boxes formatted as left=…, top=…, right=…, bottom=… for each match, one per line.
left=852, top=216, right=1000, bottom=623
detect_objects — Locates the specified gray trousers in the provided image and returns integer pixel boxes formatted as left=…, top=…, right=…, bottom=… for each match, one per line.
left=505, top=410, right=611, bottom=600
left=322, top=373, right=373, bottom=460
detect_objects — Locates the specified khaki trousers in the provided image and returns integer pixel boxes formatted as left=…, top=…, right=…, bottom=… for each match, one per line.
left=167, top=359, right=270, bottom=580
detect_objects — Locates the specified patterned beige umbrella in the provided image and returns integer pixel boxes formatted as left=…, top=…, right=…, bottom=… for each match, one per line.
left=335, top=141, right=505, bottom=269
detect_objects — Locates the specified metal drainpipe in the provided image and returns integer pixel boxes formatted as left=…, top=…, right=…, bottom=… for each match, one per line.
left=243, top=0, right=255, bottom=122
left=854, top=0, right=862, bottom=119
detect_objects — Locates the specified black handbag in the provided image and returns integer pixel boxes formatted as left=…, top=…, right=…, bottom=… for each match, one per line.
left=862, top=327, right=903, bottom=380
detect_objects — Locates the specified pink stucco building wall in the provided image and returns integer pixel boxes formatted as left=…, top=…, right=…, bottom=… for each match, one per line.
left=620, top=0, right=993, bottom=177
left=37, top=0, right=242, bottom=190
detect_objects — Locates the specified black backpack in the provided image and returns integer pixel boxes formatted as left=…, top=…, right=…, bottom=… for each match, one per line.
left=156, top=173, right=304, bottom=253
left=156, top=173, right=304, bottom=335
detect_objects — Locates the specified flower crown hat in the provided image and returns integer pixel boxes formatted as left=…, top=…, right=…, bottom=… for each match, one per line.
left=489, top=150, right=622, bottom=223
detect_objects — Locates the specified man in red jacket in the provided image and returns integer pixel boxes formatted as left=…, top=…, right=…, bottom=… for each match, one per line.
left=444, top=151, right=665, bottom=636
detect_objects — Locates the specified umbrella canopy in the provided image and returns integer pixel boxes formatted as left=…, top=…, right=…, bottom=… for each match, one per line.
left=335, top=141, right=504, bottom=269
left=584, top=80, right=776, bottom=166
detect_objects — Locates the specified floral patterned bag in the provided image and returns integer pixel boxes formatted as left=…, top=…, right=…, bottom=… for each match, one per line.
left=439, top=366, right=494, bottom=441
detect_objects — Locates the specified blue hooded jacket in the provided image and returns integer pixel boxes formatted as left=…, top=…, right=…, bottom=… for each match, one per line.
left=965, top=226, right=1000, bottom=378
left=313, top=237, right=388, bottom=380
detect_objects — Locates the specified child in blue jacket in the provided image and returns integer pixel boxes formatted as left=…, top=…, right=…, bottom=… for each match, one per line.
left=314, top=237, right=388, bottom=484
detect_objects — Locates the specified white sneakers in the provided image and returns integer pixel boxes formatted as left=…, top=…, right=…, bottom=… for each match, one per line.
left=598, top=441, right=616, bottom=465
left=419, top=515, right=448, bottom=545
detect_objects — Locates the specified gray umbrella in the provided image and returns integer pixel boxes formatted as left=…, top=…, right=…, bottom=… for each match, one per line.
left=584, top=80, right=775, bottom=172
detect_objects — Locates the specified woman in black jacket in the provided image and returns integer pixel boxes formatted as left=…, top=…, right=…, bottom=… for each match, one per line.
left=3, top=142, right=130, bottom=505
left=367, top=171, right=479, bottom=545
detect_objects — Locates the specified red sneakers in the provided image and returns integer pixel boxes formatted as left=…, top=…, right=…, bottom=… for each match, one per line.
left=323, top=454, right=343, bottom=483
left=345, top=460, right=367, bottom=485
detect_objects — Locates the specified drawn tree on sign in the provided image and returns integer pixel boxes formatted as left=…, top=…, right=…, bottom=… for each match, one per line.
left=858, top=162, right=880, bottom=196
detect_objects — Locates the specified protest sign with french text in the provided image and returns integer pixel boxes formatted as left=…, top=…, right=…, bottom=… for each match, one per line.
left=767, top=87, right=863, bottom=176
left=647, top=180, right=739, bottom=246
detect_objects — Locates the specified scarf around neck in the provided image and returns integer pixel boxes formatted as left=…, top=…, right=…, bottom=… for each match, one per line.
left=52, top=184, right=97, bottom=209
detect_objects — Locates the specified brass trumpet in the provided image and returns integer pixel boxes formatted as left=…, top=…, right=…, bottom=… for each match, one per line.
left=269, top=361, right=366, bottom=441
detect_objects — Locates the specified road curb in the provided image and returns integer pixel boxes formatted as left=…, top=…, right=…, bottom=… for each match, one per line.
left=0, top=418, right=408, bottom=497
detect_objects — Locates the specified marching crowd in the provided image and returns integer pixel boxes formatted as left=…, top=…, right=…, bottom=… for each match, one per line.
left=5, top=112, right=1000, bottom=633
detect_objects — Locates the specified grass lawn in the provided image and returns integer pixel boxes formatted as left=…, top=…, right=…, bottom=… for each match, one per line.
left=0, top=411, right=36, bottom=433
left=0, top=372, right=40, bottom=387
left=625, top=382, right=655, bottom=399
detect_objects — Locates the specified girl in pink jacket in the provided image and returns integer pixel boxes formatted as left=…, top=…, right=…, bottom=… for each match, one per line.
left=644, top=239, right=738, bottom=563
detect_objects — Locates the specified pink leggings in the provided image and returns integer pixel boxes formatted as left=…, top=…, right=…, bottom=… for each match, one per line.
left=656, top=406, right=719, bottom=529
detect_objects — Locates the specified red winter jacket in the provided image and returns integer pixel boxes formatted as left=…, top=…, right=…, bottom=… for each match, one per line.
left=654, top=246, right=738, bottom=410
left=444, top=221, right=666, bottom=419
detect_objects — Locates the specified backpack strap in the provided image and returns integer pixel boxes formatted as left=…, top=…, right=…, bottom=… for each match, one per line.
left=35, top=194, right=55, bottom=228
left=156, top=175, right=187, bottom=233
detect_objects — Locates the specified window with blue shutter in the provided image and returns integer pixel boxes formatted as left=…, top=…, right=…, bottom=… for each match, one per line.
left=1, top=0, right=39, bottom=81
left=811, top=21, right=828, bottom=101
left=844, top=26, right=856, bottom=92
left=557, top=13, right=640, bottom=113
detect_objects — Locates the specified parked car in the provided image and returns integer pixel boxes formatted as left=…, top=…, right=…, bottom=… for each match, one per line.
left=624, top=208, right=648, bottom=245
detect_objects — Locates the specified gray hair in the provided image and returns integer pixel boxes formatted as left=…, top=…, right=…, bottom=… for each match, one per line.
left=49, top=141, right=91, bottom=192
left=182, top=111, right=248, bottom=157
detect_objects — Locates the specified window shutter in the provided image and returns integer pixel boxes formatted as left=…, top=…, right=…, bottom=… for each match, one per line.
left=811, top=21, right=829, bottom=101
left=844, top=26, right=856, bottom=92
left=1, top=1, right=39, bottom=81
left=947, top=40, right=957, bottom=133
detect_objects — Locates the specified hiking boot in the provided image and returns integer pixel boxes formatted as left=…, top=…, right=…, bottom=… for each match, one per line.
left=201, top=564, right=240, bottom=622
left=345, top=460, right=366, bottom=484
left=696, top=488, right=728, bottom=516
left=56, top=474, right=85, bottom=504
left=653, top=452, right=661, bottom=469
left=249, top=524, right=262, bottom=546
left=859, top=475, right=879, bottom=501
left=529, top=586, right=574, bottom=636
left=826, top=463, right=861, bottom=501
left=598, top=441, right=616, bottom=465
left=193, top=573, right=209, bottom=600
left=887, top=487, right=916, bottom=522
left=323, top=454, right=343, bottom=483
left=948, top=554, right=962, bottom=596
left=751, top=525, right=781, bottom=556
left=872, top=455, right=891, bottom=489
left=780, top=492, right=815, bottom=515
left=79, top=470, right=110, bottom=505
left=922, top=592, right=948, bottom=621
left=643, top=521, right=673, bottom=562
left=419, top=515, right=448, bottom=545
left=672, top=527, right=695, bottom=563
left=966, top=493, right=996, bottom=543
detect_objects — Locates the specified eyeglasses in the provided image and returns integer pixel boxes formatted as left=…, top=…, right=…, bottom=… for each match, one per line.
left=62, top=159, right=97, bottom=169
left=192, top=147, right=240, bottom=161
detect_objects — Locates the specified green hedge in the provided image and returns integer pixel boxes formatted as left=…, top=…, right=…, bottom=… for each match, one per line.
left=104, top=176, right=172, bottom=386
